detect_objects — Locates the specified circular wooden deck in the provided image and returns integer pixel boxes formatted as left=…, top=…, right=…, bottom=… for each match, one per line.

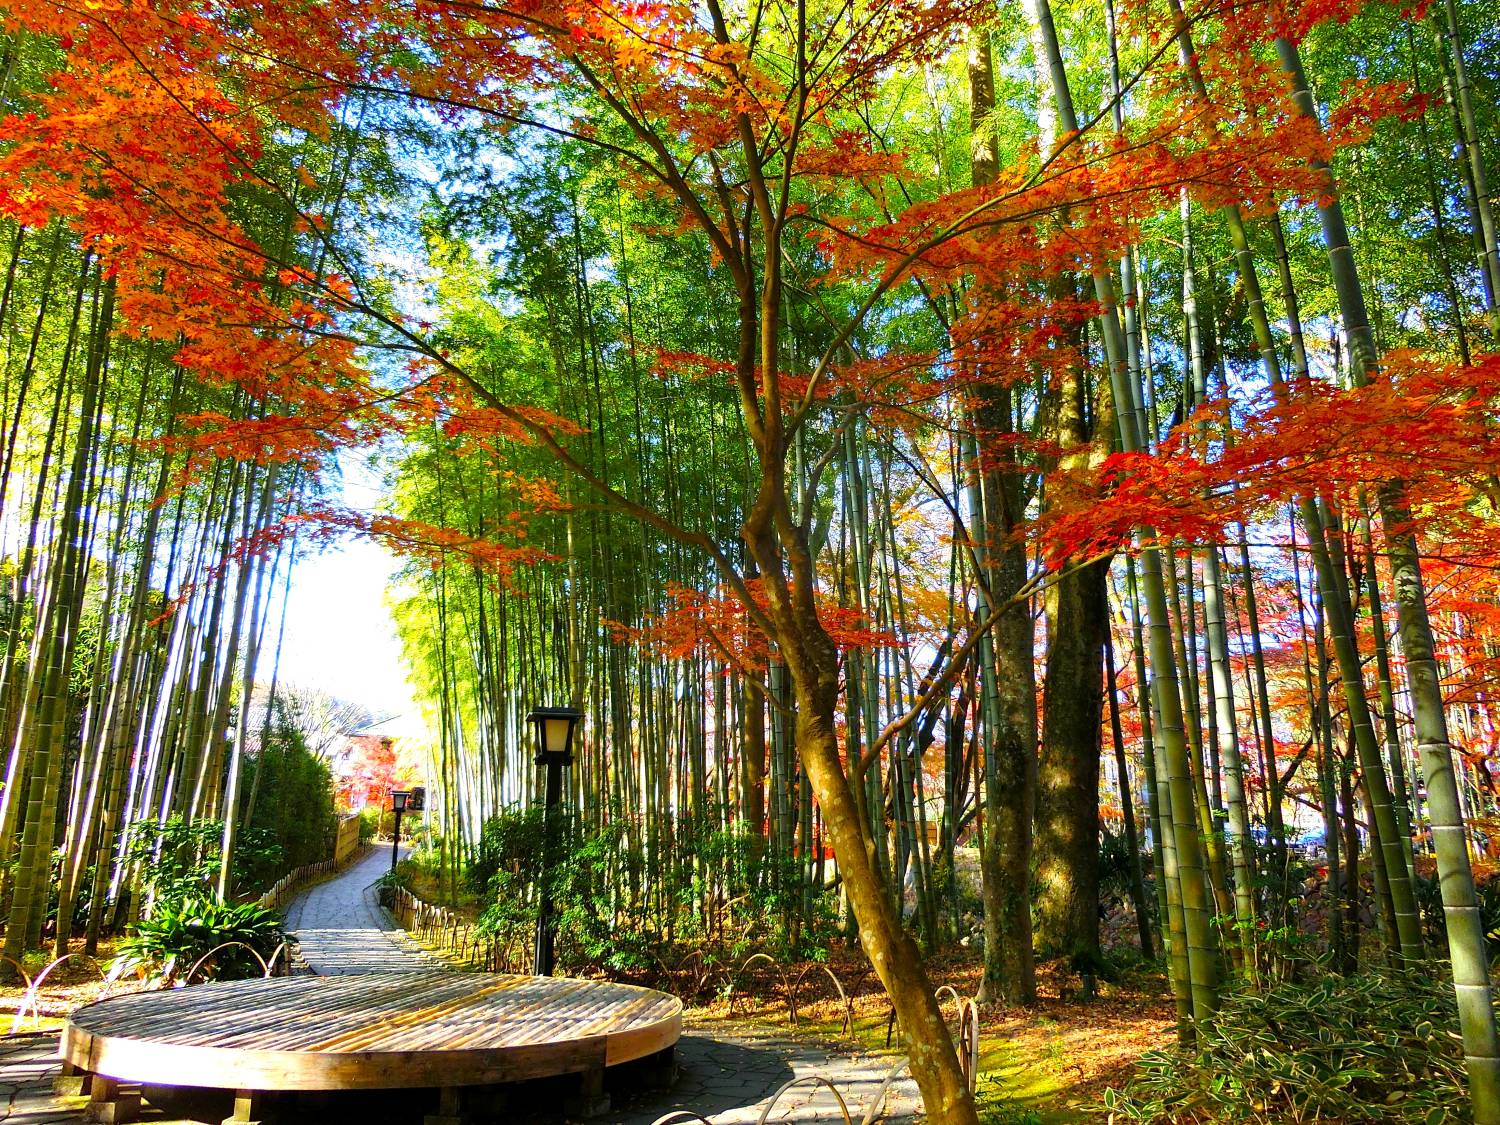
left=62, top=971, right=682, bottom=1091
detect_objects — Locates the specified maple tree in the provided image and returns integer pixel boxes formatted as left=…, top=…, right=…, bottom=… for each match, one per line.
left=2, top=0, right=1500, bottom=1119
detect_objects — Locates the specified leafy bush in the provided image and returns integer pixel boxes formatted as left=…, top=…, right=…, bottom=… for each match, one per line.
left=240, top=721, right=339, bottom=872
left=1104, top=971, right=1472, bottom=1123
left=124, top=816, right=280, bottom=909
left=112, top=897, right=286, bottom=985
left=468, top=804, right=840, bottom=976
left=472, top=807, right=654, bottom=974
left=357, top=806, right=381, bottom=844
left=375, top=862, right=413, bottom=909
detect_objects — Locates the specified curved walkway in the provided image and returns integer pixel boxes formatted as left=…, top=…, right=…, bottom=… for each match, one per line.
left=283, top=845, right=435, bottom=974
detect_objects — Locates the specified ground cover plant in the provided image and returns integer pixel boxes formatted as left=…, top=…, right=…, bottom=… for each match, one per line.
left=1105, top=972, right=1471, bottom=1123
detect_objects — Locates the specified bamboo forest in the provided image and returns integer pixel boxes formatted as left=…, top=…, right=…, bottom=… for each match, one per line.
left=2, top=0, right=1500, bottom=1121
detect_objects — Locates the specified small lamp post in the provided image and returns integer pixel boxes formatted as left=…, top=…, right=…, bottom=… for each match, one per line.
left=390, top=789, right=412, bottom=873
left=528, top=705, right=582, bottom=976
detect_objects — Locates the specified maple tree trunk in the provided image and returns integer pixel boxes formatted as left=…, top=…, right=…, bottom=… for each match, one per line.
left=978, top=540, right=1037, bottom=1006
left=788, top=665, right=976, bottom=1125
left=1035, top=348, right=1108, bottom=967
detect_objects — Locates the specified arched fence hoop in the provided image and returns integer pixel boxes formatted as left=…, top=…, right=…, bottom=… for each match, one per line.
left=11, top=953, right=107, bottom=1034
left=183, top=942, right=271, bottom=985
left=881, top=987, right=980, bottom=1086
left=755, top=1075, right=854, bottom=1125
left=787, top=963, right=856, bottom=1039
left=650, top=1058, right=909, bottom=1125
left=859, top=1058, right=911, bottom=1125
left=648, top=1113, right=715, bottom=1125
left=264, top=941, right=293, bottom=977
left=956, top=998, right=980, bottom=1093
left=652, top=948, right=719, bottom=1001
left=726, top=953, right=787, bottom=1018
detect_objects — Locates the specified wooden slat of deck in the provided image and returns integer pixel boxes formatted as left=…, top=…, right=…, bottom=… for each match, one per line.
left=63, top=972, right=681, bottom=1091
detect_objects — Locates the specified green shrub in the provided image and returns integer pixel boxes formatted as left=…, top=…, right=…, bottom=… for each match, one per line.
left=112, top=897, right=286, bottom=985
left=1104, top=970, right=1472, bottom=1123
left=472, top=807, right=656, bottom=975
left=241, top=723, right=338, bottom=872
left=357, top=806, right=381, bottom=844
left=375, top=862, right=413, bottom=909
left=468, top=804, right=840, bottom=975
left=124, top=816, right=280, bottom=908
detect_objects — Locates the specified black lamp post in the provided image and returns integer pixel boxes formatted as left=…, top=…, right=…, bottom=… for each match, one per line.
left=390, top=789, right=412, bottom=873
left=528, top=705, right=582, bottom=976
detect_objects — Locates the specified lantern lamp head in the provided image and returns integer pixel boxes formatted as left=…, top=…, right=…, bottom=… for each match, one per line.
left=527, top=706, right=583, bottom=765
left=391, top=789, right=412, bottom=813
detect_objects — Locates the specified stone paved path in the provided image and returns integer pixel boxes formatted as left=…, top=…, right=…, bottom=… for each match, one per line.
left=282, top=845, right=435, bottom=974
left=614, top=1017, right=917, bottom=1125
left=0, top=848, right=920, bottom=1123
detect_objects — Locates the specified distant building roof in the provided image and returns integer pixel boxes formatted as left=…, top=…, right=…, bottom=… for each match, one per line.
left=350, top=713, right=429, bottom=740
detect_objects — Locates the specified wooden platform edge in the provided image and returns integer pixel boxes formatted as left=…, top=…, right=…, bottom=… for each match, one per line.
left=60, top=995, right=681, bottom=1092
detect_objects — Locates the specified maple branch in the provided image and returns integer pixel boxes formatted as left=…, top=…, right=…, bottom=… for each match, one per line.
left=697, top=628, right=792, bottom=718
left=798, top=411, right=859, bottom=529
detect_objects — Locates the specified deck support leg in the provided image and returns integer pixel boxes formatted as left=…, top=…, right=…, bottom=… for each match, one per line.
left=221, top=1088, right=262, bottom=1125
left=53, top=1059, right=92, bottom=1097
left=424, top=1084, right=465, bottom=1125
left=564, top=1066, right=611, bottom=1119
left=84, top=1077, right=141, bottom=1124
left=645, top=1045, right=678, bottom=1091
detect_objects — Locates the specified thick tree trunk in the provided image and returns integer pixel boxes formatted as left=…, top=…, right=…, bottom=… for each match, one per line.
left=791, top=673, right=975, bottom=1125
left=967, top=26, right=1038, bottom=1007
left=1035, top=557, right=1107, bottom=968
